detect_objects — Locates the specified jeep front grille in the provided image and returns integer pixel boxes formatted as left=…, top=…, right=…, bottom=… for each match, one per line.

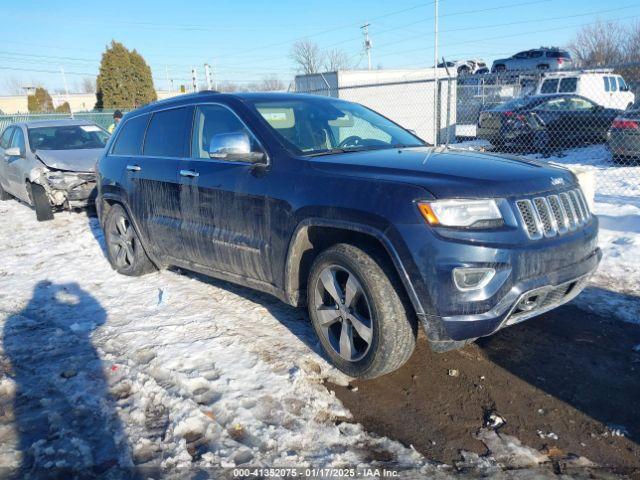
left=516, top=189, right=590, bottom=239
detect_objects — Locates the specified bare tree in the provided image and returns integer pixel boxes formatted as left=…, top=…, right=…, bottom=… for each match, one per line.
left=80, top=77, right=96, bottom=93
left=324, top=48, right=352, bottom=71
left=259, top=76, right=285, bottom=91
left=568, top=21, right=626, bottom=67
left=217, top=81, right=241, bottom=93
left=3, top=77, right=26, bottom=95
left=290, top=39, right=324, bottom=74
left=622, top=21, right=640, bottom=63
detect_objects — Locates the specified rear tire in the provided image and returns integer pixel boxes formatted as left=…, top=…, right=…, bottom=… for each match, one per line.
left=104, top=204, right=156, bottom=276
left=0, top=183, right=10, bottom=201
left=307, top=243, right=417, bottom=379
left=30, top=183, right=54, bottom=222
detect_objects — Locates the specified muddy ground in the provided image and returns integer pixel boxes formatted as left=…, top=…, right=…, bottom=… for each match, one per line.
left=330, top=303, right=640, bottom=477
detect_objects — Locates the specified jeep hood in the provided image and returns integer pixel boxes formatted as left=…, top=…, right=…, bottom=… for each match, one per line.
left=35, top=149, right=103, bottom=173
left=308, top=147, right=576, bottom=198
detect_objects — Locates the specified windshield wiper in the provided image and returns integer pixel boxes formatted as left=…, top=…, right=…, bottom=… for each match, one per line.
left=305, top=148, right=348, bottom=157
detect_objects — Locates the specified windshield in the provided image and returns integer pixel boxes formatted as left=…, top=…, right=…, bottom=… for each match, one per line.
left=28, top=125, right=110, bottom=151
left=248, top=98, right=425, bottom=156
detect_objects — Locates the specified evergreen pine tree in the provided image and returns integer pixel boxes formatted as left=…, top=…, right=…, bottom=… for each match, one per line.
left=27, top=87, right=54, bottom=112
left=95, top=41, right=156, bottom=109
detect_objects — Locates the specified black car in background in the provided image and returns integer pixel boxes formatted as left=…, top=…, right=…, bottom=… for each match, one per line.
left=607, top=104, right=640, bottom=163
left=477, top=94, right=621, bottom=151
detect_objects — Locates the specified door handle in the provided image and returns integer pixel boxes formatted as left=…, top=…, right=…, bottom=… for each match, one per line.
left=126, top=164, right=141, bottom=172
left=180, top=169, right=199, bottom=178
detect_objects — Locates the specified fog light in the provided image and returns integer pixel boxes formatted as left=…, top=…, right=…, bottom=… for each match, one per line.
left=452, top=267, right=495, bottom=291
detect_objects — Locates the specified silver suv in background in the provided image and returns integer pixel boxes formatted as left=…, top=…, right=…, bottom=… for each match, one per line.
left=492, top=48, right=573, bottom=72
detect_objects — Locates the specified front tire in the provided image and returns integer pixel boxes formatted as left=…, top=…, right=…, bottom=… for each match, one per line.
left=104, top=204, right=156, bottom=276
left=30, top=183, right=54, bottom=222
left=307, top=243, right=417, bottom=379
left=0, top=183, right=10, bottom=201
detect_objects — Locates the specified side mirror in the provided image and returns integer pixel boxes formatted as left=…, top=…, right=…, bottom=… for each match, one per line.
left=4, top=147, right=22, bottom=158
left=208, top=132, right=265, bottom=164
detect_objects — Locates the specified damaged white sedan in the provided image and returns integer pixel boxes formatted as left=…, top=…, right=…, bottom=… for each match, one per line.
left=0, top=119, right=109, bottom=221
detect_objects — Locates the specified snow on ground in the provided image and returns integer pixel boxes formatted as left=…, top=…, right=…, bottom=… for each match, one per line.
left=0, top=201, right=444, bottom=476
left=452, top=141, right=640, bottom=325
left=0, top=142, right=638, bottom=476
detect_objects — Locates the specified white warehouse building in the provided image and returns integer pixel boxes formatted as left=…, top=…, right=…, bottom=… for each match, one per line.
left=294, top=69, right=456, bottom=145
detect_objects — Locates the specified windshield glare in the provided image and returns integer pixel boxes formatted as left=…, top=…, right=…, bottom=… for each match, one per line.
left=250, top=98, right=425, bottom=155
left=28, top=125, right=109, bottom=151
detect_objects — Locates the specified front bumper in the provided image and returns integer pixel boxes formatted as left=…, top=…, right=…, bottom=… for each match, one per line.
left=392, top=214, right=601, bottom=343
left=607, top=131, right=640, bottom=157
left=433, top=246, right=601, bottom=340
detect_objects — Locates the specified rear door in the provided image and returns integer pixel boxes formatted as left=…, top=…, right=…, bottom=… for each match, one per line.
left=0, top=127, right=15, bottom=194
left=133, top=106, right=193, bottom=259
left=177, top=103, right=272, bottom=283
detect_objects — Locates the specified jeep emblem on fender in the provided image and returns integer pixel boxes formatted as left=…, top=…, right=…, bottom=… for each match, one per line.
left=551, top=177, right=565, bottom=186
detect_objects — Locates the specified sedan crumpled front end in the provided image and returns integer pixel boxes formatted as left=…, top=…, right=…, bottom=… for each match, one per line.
left=41, top=169, right=97, bottom=208
left=30, top=148, right=102, bottom=209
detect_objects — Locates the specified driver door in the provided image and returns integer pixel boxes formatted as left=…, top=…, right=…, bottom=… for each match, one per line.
left=4, top=127, right=30, bottom=202
left=177, top=104, right=273, bottom=283
left=0, top=127, right=15, bottom=195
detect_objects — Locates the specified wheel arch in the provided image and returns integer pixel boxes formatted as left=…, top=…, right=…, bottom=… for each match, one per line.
left=283, top=219, right=425, bottom=318
left=98, top=192, right=164, bottom=269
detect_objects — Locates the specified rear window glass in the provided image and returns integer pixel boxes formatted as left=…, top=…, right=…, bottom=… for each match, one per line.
left=112, top=114, right=149, bottom=156
left=143, top=107, right=192, bottom=157
left=546, top=50, right=570, bottom=58
left=559, top=78, right=577, bottom=93
left=28, top=125, right=109, bottom=151
left=494, top=97, right=535, bottom=111
left=540, top=79, right=559, bottom=93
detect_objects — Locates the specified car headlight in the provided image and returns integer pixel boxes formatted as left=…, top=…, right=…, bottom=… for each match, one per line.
left=45, top=171, right=81, bottom=188
left=418, top=199, right=504, bottom=228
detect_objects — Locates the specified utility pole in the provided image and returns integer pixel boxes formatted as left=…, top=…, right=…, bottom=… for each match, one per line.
left=191, top=67, right=198, bottom=92
left=165, top=65, right=171, bottom=92
left=432, top=0, right=439, bottom=146
left=361, top=23, right=372, bottom=70
left=204, top=63, right=213, bottom=90
left=60, top=66, right=73, bottom=119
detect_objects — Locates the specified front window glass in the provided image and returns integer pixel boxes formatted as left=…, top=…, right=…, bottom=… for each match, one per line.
left=604, top=77, right=610, bottom=92
left=250, top=98, right=424, bottom=156
left=191, top=105, right=263, bottom=160
left=0, top=127, right=13, bottom=149
left=567, top=97, right=595, bottom=110
left=10, top=128, right=26, bottom=155
left=618, top=77, right=628, bottom=91
left=535, top=98, right=569, bottom=111
left=28, top=125, right=109, bottom=151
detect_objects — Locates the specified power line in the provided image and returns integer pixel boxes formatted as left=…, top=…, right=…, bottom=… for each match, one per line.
left=371, top=4, right=640, bottom=55
left=372, top=12, right=640, bottom=61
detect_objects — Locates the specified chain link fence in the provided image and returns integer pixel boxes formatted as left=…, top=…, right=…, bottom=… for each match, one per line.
left=0, top=112, right=120, bottom=132
left=294, top=64, right=640, bottom=199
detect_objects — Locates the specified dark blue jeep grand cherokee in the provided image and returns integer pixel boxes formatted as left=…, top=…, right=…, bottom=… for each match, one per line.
left=97, top=92, right=601, bottom=378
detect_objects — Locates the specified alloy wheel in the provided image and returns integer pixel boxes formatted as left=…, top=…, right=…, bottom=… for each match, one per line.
left=313, top=265, right=373, bottom=362
left=109, top=214, right=135, bottom=269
